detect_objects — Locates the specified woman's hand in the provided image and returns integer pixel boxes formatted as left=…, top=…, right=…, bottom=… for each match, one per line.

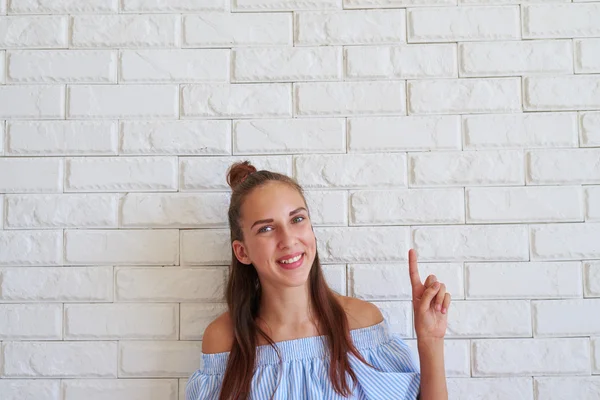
left=408, top=248, right=451, bottom=340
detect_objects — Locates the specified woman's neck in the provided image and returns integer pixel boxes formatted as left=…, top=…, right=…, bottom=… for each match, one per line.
left=255, top=281, right=321, bottom=340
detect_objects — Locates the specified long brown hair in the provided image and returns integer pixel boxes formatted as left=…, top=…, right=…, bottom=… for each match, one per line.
left=219, top=160, right=375, bottom=400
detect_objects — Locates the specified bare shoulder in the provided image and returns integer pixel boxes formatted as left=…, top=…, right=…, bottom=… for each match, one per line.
left=202, top=312, right=234, bottom=354
left=337, top=295, right=384, bottom=331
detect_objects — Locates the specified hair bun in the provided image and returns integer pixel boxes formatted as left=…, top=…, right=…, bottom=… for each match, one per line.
left=227, top=161, right=257, bottom=189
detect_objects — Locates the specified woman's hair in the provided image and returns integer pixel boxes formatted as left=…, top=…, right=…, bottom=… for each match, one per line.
left=219, top=161, right=374, bottom=400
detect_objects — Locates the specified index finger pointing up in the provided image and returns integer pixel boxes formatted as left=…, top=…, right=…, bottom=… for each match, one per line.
left=408, top=248, right=423, bottom=290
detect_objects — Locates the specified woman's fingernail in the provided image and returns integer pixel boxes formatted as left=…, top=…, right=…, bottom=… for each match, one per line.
left=442, top=308, right=447, bottom=314
left=433, top=282, right=440, bottom=289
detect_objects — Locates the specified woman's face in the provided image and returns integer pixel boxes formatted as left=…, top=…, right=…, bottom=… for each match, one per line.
left=232, top=181, right=317, bottom=288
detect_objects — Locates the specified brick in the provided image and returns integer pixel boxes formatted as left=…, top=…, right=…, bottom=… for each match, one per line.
left=531, top=223, right=600, bottom=260
left=180, top=303, right=228, bottom=340
left=63, top=380, right=179, bottom=400
left=525, top=75, right=600, bottom=111
left=349, top=262, right=463, bottom=301
left=581, top=112, right=600, bottom=147
left=122, top=0, right=225, bottom=11
left=66, top=157, right=177, bottom=192
left=234, top=118, right=345, bottom=154
left=119, top=341, right=201, bottom=377
left=589, top=187, right=600, bottom=221
left=534, top=300, right=600, bottom=337
left=0, top=16, right=67, bottom=48
left=459, top=40, right=572, bottom=77
left=0, top=51, right=5, bottom=83
left=371, top=301, right=412, bottom=337
left=6, top=194, right=118, bottom=228
left=527, top=149, right=600, bottom=184
left=408, top=6, right=519, bottom=42
left=8, top=0, right=118, bottom=13
left=183, top=13, right=291, bottom=47
left=72, top=15, right=179, bottom=48
left=120, top=193, right=229, bottom=228
left=304, top=190, right=348, bottom=226
left=0, top=120, right=4, bottom=153
left=7, top=121, right=117, bottom=156
left=535, top=377, right=600, bottom=400
left=463, top=112, right=578, bottom=149
left=0, top=380, right=60, bottom=400
left=575, top=39, right=600, bottom=74
left=0, top=230, right=62, bottom=266
left=447, top=300, right=531, bottom=337
left=345, top=44, right=457, bottom=80
left=322, top=264, right=346, bottom=295
left=585, top=262, right=600, bottom=298
left=466, top=262, right=583, bottom=299
left=120, top=50, right=228, bottom=83
left=523, top=4, right=600, bottom=39
left=315, top=226, right=409, bottom=263
left=0, top=85, right=65, bottom=119
left=180, top=229, right=230, bottom=265
left=180, top=156, right=291, bottom=191
left=408, top=78, right=521, bottom=114
left=0, top=266, right=113, bottom=302
left=68, top=85, right=178, bottom=119
left=120, top=120, right=231, bottom=155
left=460, top=0, right=566, bottom=3
left=181, top=83, right=291, bottom=118
left=295, top=81, right=405, bottom=116
left=594, top=338, right=600, bottom=374
left=348, top=116, right=460, bottom=152
left=295, top=153, right=406, bottom=188
left=473, top=338, right=590, bottom=376
left=116, top=267, right=226, bottom=302
left=179, top=380, right=187, bottom=400
left=407, top=339, right=470, bottom=377
left=0, top=121, right=4, bottom=155
left=4, top=342, right=117, bottom=378
left=295, top=10, right=405, bottom=45
left=234, top=47, right=340, bottom=82
left=65, top=230, right=179, bottom=265
left=414, top=225, right=528, bottom=262
left=0, top=157, right=63, bottom=193
left=466, top=186, right=583, bottom=223
left=448, top=378, right=533, bottom=400
left=350, top=189, right=464, bottom=225
left=0, top=304, right=62, bottom=339
left=65, top=304, right=178, bottom=340
left=234, top=0, right=339, bottom=10
left=410, top=150, right=523, bottom=187
left=7, top=50, right=115, bottom=83
left=345, top=0, right=455, bottom=10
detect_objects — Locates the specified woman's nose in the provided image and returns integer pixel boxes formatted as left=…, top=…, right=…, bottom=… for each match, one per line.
left=278, top=226, right=297, bottom=248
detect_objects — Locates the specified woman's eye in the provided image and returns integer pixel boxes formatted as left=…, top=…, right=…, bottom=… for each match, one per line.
left=258, top=216, right=305, bottom=233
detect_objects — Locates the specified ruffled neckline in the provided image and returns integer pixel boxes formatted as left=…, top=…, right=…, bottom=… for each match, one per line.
left=201, top=319, right=391, bottom=374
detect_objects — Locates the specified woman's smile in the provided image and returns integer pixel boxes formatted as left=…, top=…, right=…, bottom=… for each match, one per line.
left=276, top=252, right=305, bottom=270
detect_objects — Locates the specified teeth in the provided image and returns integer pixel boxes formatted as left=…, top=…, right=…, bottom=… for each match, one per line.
left=279, top=254, right=302, bottom=264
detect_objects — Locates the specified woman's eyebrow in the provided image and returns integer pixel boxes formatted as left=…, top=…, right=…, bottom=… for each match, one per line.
left=250, top=207, right=307, bottom=229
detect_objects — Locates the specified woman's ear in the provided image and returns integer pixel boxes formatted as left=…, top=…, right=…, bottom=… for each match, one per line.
left=232, top=240, right=252, bottom=265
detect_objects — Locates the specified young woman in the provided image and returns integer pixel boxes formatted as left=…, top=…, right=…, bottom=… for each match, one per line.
left=186, top=161, right=451, bottom=400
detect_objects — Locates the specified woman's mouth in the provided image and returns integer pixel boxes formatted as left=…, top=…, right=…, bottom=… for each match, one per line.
left=277, top=253, right=305, bottom=270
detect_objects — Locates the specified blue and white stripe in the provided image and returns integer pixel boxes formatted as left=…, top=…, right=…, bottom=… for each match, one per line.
left=186, top=319, right=421, bottom=400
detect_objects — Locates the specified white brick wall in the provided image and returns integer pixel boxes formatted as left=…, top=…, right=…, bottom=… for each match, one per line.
left=1, top=2, right=599, bottom=399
